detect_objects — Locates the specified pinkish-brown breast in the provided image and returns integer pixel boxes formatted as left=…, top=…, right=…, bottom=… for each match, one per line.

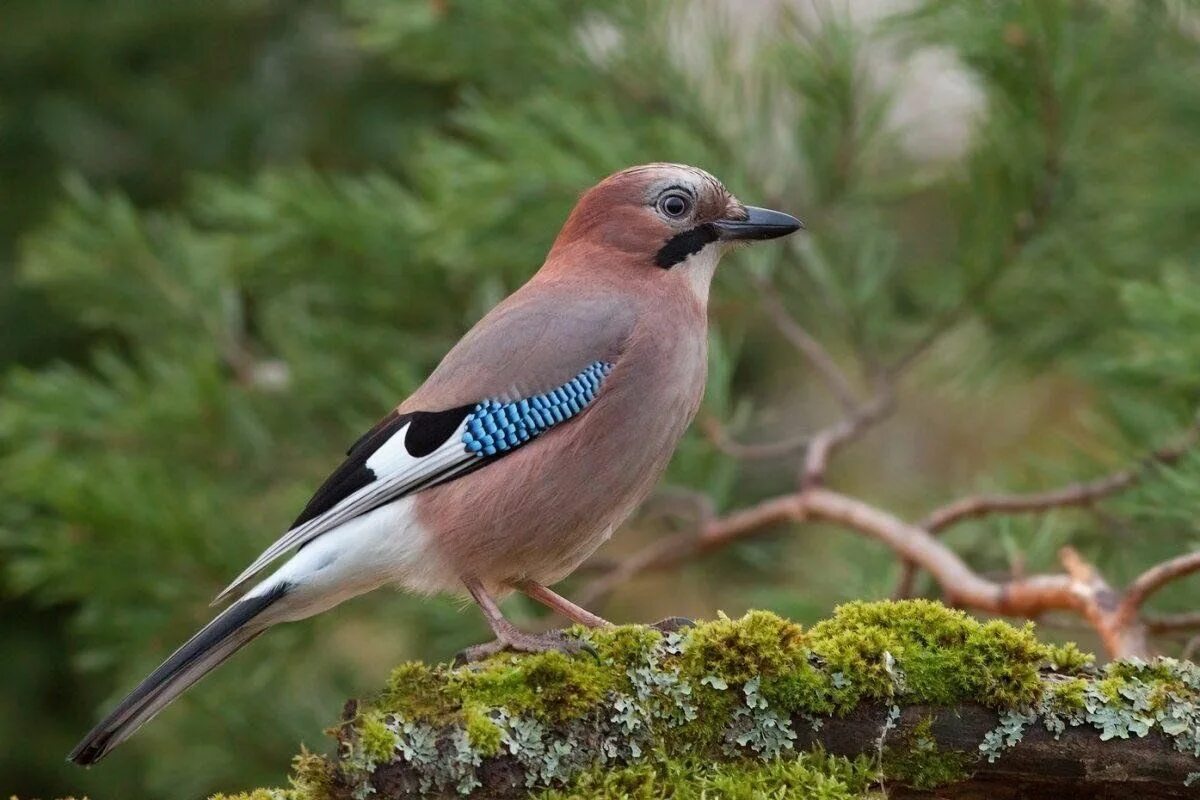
left=412, top=272, right=708, bottom=593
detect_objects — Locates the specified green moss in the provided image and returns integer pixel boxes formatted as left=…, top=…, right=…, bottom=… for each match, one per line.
left=653, top=684, right=740, bottom=758
left=207, top=751, right=334, bottom=800
left=290, top=750, right=334, bottom=800
left=534, top=751, right=878, bottom=800
left=881, top=716, right=974, bottom=790
left=452, top=649, right=617, bottom=723
left=381, top=660, right=454, bottom=719
left=380, top=646, right=622, bottom=731
left=802, top=600, right=1050, bottom=711
left=680, top=610, right=810, bottom=684
left=1096, top=658, right=1185, bottom=712
left=583, top=622, right=664, bottom=664
left=358, top=709, right=399, bottom=765
left=1046, top=642, right=1094, bottom=673
left=1045, top=676, right=1089, bottom=713
left=463, top=704, right=503, bottom=756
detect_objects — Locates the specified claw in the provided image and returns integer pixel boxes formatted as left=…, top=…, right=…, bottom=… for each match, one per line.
left=453, top=629, right=595, bottom=665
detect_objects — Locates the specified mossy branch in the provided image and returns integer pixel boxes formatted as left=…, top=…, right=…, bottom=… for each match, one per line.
left=212, top=602, right=1200, bottom=800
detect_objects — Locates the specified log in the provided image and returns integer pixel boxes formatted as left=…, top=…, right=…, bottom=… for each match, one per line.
left=212, top=602, right=1200, bottom=800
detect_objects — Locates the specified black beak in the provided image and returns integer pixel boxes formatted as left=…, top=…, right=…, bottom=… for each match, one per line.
left=712, top=205, right=803, bottom=242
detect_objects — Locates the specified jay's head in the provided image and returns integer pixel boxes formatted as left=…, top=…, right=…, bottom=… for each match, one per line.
left=546, top=163, right=801, bottom=298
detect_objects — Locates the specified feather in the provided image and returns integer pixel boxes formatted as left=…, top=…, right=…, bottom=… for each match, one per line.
left=212, top=362, right=614, bottom=605
left=69, top=582, right=290, bottom=765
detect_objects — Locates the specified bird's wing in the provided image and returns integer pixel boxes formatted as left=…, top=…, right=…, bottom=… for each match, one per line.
left=213, top=282, right=635, bottom=604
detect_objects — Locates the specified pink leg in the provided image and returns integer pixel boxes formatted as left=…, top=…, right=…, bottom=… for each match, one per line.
left=458, top=578, right=596, bottom=663
left=513, top=579, right=611, bottom=628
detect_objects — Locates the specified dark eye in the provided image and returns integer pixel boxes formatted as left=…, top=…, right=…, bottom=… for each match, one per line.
left=658, top=192, right=692, bottom=219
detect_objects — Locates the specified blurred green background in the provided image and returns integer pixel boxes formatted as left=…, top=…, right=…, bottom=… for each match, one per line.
left=2, top=0, right=1200, bottom=797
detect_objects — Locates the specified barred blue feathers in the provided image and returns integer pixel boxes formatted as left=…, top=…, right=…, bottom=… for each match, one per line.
left=462, top=361, right=613, bottom=457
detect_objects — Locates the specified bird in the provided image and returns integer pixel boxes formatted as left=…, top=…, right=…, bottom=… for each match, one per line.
left=68, top=162, right=802, bottom=765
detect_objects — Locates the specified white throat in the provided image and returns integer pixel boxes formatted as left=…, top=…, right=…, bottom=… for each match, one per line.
left=679, top=244, right=722, bottom=303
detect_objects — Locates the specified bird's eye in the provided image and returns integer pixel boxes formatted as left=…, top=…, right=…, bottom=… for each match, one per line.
left=658, top=192, right=692, bottom=219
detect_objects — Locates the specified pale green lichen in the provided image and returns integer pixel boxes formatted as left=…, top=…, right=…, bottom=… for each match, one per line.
left=978, top=655, right=1200, bottom=765
left=210, top=601, right=1200, bottom=799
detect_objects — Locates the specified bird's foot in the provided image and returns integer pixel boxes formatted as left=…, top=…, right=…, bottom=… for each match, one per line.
left=454, top=629, right=597, bottom=666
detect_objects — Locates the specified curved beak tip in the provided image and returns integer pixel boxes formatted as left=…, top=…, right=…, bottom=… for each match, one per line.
left=714, top=205, right=804, bottom=242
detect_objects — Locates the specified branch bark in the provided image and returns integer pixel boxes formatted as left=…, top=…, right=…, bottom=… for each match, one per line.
left=893, top=428, right=1199, bottom=599
left=579, top=484, right=1200, bottom=658
left=331, top=691, right=1200, bottom=800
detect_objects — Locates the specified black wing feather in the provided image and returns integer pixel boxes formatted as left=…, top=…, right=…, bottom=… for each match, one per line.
left=292, top=412, right=411, bottom=528
left=292, top=404, right=475, bottom=529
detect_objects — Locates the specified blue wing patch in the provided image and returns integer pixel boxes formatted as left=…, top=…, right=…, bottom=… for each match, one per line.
left=462, top=361, right=612, bottom=457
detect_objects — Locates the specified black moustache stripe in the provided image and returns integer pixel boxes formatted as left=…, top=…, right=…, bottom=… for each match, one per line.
left=654, top=223, right=718, bottom=269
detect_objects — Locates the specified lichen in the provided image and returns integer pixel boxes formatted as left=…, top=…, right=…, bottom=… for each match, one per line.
left=977, top=654, right=1200, bottom=765
left=209, top=601, right=1200, bottom=799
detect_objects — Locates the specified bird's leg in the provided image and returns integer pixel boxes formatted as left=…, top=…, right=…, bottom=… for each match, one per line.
left=455, top=578, right=595, bottom=664
left=512, top=579, right=611, bottom=628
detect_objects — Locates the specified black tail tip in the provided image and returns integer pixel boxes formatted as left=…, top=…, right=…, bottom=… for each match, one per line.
left=67, top=737, right=108, bottom=766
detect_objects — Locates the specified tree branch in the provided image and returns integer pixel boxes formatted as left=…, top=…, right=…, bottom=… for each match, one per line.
left=578, top=484, right=1200, bottom=658
left=920, top=429, right=1199, bottom=534
left=699, top=415, right=812, bottom=460
left=892, top=427, right=1199, bottom=599
left=756, top=277, right=860, bottom=414
left=801, top=382, right=894, bottom=487
left=1118, top=551, right=1200, bottom=629
left=1145, top=611, right=1200, bottom=634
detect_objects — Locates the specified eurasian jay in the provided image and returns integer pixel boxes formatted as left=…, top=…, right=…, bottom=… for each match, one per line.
left=69, top=163, right=801, bottom=765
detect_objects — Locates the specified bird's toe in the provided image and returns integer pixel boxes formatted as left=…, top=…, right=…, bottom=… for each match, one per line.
left=453, top=629, right=596, bottom=665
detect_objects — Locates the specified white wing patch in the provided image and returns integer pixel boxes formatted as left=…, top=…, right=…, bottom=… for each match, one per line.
left=212, top=418, right=473, bottom=605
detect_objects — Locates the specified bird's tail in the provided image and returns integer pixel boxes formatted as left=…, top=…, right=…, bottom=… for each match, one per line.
left=68, top=581, right=291, bottom=766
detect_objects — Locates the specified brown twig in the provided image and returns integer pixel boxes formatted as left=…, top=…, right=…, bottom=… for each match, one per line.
left=892, top=428, right=1199, bottom=599
left=699, top=415, right=812, bottom=460
left=801, top=381, right=894, bottom=488
left=921, top=430, right=1199, bottom=534
left=1145, top=611, right=1200, bottom=634
left=755, top=278, right=860, bottom=414
left=1116, top=551, right=1200, bottom=630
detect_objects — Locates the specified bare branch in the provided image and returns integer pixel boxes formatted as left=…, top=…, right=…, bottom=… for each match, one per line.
left=699, top=415, right=811, bottom=460
left=755, top=278, right=860, bottom=413
left=892, top=426, right=1200, bottom=600
left=920, top=429, right=1199, bottom=534
left=1184, top=635, right=1200, bottom=662
left=1118, top=551, right=1200, bottom=627
left=801, top=383, right=894, bottom=487
left=1145, top=611, right=1200, bottom=634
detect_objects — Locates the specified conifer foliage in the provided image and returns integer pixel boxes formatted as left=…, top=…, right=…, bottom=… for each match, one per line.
left=1, top=1, right=1199, bottom=797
